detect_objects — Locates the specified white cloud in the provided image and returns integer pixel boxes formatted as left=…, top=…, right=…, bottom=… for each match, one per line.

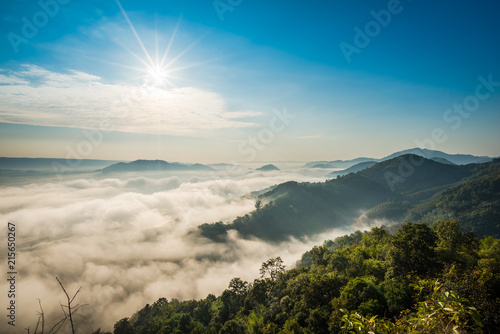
left=0, top=65, right=259, bottom=134
left=0, top=171, right=350, bottom=333
left=0, top=73, right=29, bottom=85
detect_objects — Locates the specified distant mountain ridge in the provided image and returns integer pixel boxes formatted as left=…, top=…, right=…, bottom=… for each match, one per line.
left=99, top=159, right=214, bottom=173
left=304, top=148, right=492, bottom=170
left=328, top=161, right=377, bottom=177
left=303, top=157, right=374, bottom=169
left=382, top=148, right=492, bottom=165
left=0, top=157, right=122, bottom=171
left=199, top=154, right=500, bottom=242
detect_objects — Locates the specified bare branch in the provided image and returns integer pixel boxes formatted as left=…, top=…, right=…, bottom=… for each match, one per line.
left=33, top=278, right=87, bottom=334
left=59, top=302, right=67, bottom=317
left=35, top=299, right=45, bottom=334
left=47, top=317, right=67, bottom=334
left=55, top=277, right=79, bottom=334
left=70, top=286, right=82, bottom=304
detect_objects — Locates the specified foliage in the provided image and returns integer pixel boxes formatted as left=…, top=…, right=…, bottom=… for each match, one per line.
left=387, top=222, right=438, bottom=277
left=340, top=279, right=482, bottom=334
left=259, top=257, right=285, bottom=281
left=406, top=279, right=482, bottom=333
left=365, top=201, right=412, bottom=221
left=197, top=222, right=228, bottom=243
left=113, top=222, right=500, bottom=334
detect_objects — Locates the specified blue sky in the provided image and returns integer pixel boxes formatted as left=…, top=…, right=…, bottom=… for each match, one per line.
left=0, top=0, right=499, bottom=163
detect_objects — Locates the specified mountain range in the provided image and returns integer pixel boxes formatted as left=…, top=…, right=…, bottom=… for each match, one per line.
left=0, top=148, right=493, bottom=175
left=0, top=157, right=121, bottom=171
left=303, top=147, right=493, bottom=170
left=99, top=159, right=214, bottom=173
left=199, top=154, right=500, bottom=242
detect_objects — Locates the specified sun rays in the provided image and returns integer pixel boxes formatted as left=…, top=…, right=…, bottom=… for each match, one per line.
left=114, top=0, right=198, bottom=89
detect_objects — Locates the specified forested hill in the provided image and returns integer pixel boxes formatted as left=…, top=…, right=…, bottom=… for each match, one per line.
left=404, top=162, right=500, bottom=238
left=198, top=155, right=500, bottom=242
left=111, top=221, right=500, bottom=333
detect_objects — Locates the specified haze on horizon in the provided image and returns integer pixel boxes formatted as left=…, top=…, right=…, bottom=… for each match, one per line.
left=0, top=0, right=499, bottom=163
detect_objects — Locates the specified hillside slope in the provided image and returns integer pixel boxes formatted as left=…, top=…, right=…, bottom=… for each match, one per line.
left=199, top=155, right=499, bottom=241
left=404, top=162, right=500, bottom=238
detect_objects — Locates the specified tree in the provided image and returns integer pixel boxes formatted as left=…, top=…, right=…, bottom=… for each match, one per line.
left=221, top=278, right=249, bottom=319
left=434, top=221, right=463, bottom=251
left=381, top=278, right=414, bottom=316
left=388, top=222, right=438, bottom=277
left=244, top=278, right=271, bottom=309
left=193, top=298, right=213, bottom=326
left=306, top=306, right=330, bottom=334
left=178, top=313, right=193, bottom=332
left=433, top=220, right=478, bottom=267
left=113, top=318, right=133, bottom=334
left=260, top=257, right=285, bottom=281
left=309, top=245, right=329, bottom=267
left=219, top=319, right=245, bottom=334
left=336, top=277, right=386, bottom=317
left=255, top=200, right=262, bottom=210
left=228, top=277, right=249, bottom=296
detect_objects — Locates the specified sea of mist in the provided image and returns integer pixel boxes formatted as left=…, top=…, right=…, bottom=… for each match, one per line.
left=0, top=167, right=361, bottom=333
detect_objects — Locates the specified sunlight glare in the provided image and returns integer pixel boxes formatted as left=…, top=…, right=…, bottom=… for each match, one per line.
left=115, top=0, right=192, bottom=89
left=147, top=64, right=170, bottom=86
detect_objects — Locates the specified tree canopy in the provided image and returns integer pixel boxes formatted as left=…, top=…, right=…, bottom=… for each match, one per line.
left=113, top=221, right=500, bottom=333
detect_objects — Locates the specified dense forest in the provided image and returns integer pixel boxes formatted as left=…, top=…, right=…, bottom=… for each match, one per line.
left=109, top=221, right=500, bottom=333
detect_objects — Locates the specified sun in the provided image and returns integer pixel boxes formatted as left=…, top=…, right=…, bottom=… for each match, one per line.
left=146, top=64, right=170, bottom=86
left=114, top=0, right=203, bottom=90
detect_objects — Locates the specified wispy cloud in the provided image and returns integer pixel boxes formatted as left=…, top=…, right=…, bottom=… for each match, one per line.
left=222, top=110, right=263, bottom=119
left=0, top=65, right=259, bottom=134
left=0, top=69, right=30, bottom=85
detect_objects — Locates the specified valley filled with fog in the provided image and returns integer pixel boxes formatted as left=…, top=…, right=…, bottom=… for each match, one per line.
left=0, top=166, right=362, bottom=332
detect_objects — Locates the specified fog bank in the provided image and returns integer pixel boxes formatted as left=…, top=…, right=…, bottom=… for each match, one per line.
left=0, top=170, right=353, bottom=333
